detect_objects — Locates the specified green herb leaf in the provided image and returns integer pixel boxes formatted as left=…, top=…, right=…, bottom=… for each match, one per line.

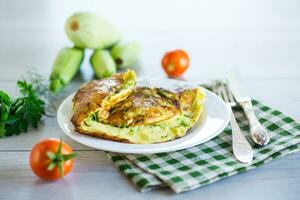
left=4, top=80, right=45, bottom=137
left=0, top=91, right=12, bottom=138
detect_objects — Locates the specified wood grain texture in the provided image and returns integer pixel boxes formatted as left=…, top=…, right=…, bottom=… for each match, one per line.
left=0, top=0, right=300, bottom=199
left=0, top=152, right=300, bottom=200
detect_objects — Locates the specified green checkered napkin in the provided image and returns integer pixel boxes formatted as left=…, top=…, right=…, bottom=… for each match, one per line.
left=106, top=100, right=300, bottom=193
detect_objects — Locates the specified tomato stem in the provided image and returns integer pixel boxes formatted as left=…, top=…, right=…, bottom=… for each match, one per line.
left=46, top=139, right=77, bottom=178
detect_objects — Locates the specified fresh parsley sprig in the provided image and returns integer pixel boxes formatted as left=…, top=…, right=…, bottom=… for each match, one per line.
left=0, top=91, right=12, bottom=137
left=0, top=80, right=45, bottom=138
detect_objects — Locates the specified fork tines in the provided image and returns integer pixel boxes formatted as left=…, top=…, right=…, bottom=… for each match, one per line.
left=212, top=80, right=236, bottom=107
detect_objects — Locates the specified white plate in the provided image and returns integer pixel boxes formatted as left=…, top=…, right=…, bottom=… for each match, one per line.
left=57, top=79, right=230, bottom=154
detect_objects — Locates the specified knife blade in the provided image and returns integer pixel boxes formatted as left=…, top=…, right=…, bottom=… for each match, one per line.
left=227, top=69, right=251, bottom=103
left=227, top=68, right=270, bottom=146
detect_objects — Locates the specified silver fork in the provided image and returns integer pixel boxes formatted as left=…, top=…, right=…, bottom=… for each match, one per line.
left=212, top=80, right=253, bottom=163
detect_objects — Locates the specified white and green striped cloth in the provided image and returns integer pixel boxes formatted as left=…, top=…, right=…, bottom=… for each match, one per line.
left=106, top=100, right=300, bottom=193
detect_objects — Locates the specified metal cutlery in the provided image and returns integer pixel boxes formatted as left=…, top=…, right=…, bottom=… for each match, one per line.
left=227, top=69, right=270, bottom=146
left=213, top=80, right=254, bottom=164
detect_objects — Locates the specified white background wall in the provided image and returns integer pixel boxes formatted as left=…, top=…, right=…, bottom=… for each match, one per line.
left=0, top=0, right=299, bottom=119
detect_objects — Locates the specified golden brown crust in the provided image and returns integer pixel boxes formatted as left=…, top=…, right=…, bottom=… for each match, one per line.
left=179, top=88, right=199, bottom=112
left=102, top=87, right=180, bottom=126
left=71, top=73, right=131, bottom=128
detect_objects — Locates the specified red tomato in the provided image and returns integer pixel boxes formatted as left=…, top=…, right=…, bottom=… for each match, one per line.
left=29, top=138, right=76, bottom=180
left=161, top=49, right=189, bottom=78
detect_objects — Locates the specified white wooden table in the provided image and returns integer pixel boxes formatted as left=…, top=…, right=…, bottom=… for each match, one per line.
left=0, top=1, right=300, bottom=199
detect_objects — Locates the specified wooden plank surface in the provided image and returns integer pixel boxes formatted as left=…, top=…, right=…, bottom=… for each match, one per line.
left=0, top=0, right=300, bottom=199
left=0, top=152, right=300, bottom=200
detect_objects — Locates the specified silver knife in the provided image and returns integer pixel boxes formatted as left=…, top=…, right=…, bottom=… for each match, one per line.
left=227, top=69, right=270, bottom=146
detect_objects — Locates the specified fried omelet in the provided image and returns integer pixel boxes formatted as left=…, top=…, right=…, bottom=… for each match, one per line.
left=103, top=87, right=180, bottom=126
left=71, top=70, right=136, bottom=127
left=71, top=70, right=205, bottom=144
